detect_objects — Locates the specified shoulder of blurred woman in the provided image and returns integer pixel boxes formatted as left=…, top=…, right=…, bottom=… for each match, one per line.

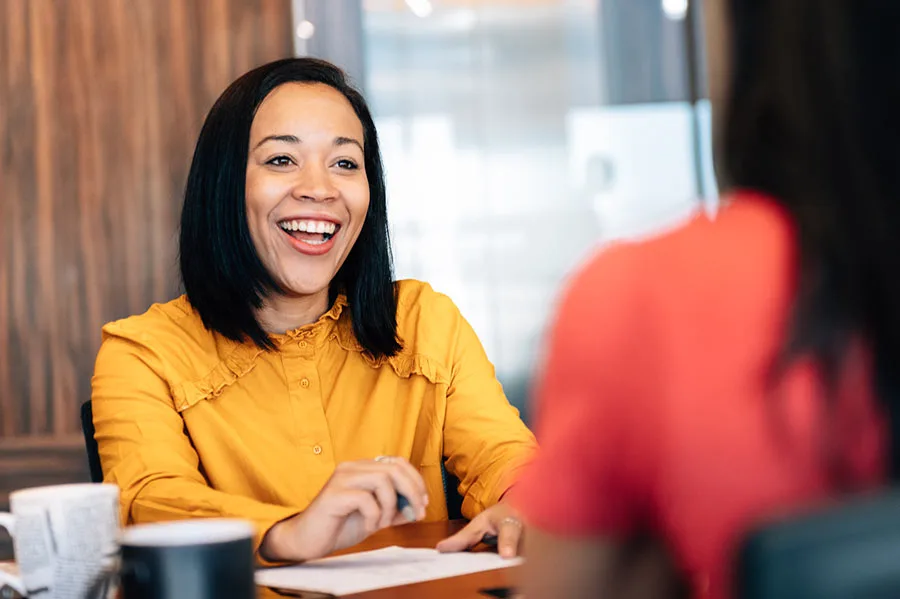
left=568, top=191, right=795, bottom=312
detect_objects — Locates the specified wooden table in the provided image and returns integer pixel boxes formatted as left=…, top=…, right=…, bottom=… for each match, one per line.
left=256, top=520, right=521, bottom=599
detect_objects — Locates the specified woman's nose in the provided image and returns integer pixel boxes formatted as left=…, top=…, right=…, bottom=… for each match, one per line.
left=291, top=165, right=337, bottom=202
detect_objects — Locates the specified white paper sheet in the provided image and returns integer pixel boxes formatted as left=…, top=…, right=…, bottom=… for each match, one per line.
left=255, top=546, right=522, bottom=596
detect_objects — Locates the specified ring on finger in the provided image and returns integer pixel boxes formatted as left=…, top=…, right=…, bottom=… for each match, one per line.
left=374, top=455, right=397, bottom=464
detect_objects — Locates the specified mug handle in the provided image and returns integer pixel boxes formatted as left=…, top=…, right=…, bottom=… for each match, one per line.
left=0, top=513, right=27, bottom=597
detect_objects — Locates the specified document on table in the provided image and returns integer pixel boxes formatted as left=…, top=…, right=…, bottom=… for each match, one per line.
left=255, top=546, right=523, bottom=596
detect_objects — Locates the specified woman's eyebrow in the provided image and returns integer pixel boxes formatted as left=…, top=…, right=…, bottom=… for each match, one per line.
left=253, top=134, right=300, bottom=150
left=252, top=134, right=362, bottom=152
left=334, top=136, right=363, bottom=152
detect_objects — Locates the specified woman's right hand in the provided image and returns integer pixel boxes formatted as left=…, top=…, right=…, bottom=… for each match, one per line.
left=260, top=457, right=429, bottom=562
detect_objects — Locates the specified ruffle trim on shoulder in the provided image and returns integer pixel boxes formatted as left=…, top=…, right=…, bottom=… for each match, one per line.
left=362, top=352, right=450, bottom=386
left=172, top=346, right=263, bottom=412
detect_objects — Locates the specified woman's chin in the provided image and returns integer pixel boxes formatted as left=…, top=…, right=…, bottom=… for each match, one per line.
left=276, top=278, right=333, bottom=300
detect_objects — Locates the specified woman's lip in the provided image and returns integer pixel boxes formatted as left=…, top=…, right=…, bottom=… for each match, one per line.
left=277, top=214, right=342, bottom=226
left=280, top=227, right=337, bottom=256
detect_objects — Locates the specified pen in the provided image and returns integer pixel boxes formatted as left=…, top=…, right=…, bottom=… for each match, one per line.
left=396, top=493, right=417, bottom=523
left=373, top=456, right=419, bottom=523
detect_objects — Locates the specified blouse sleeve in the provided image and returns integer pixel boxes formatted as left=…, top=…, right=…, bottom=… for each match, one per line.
left=436, top=296, right=539, bottom=517
left=512, top=246, right=658, bottom=535
left=91, top=329, right=300, bottom=558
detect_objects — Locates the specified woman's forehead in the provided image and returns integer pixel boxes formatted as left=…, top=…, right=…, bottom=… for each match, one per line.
left=250, top=82, right=364, bottom=145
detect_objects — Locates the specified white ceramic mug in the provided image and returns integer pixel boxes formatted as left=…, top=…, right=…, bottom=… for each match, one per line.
left=0, top=483, right=120, bottom=599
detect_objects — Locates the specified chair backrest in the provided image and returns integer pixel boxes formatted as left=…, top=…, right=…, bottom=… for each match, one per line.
left=738, top=491, right=900, bottom=599
left=80, top=401, right=104, bottom=483
left=441, top=463, right=464, bottom=521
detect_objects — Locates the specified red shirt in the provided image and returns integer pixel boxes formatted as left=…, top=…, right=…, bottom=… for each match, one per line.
left=514, top=193, right=886, bottom=599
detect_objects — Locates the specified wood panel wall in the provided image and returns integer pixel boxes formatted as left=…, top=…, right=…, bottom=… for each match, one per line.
left=0, top=0, right=293, bottom=558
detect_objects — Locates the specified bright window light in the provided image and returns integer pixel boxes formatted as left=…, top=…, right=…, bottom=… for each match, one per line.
left=662, top=0, right=688, bottom=20
left=405, top=0, right=434, bottom=18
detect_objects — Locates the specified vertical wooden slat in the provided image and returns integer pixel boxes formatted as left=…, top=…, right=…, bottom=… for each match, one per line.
left=4, top=0, right=33, bottom=436
left=28, top=0, right=55, bottom=434
left=199, top=0, right=234, bottom=103
left=70, top=0, right=104, bottom=350
left=0, top=0, right=12, bottom=437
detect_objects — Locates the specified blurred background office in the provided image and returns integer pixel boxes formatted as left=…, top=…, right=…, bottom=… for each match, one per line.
left=0, top=0, right=715, bottom=558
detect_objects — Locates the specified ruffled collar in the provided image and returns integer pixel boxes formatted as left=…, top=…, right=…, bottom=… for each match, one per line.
left=270, top=294, right=349, bottom=346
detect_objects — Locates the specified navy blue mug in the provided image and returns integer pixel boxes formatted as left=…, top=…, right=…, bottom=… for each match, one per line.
left=115, top=519, right=256, bottom=599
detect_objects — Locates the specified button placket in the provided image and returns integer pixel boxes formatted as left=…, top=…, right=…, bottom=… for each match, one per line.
left=282, top=344, right=332, bottom=488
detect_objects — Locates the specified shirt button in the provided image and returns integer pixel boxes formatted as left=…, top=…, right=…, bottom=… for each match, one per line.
left=313, top=445, right=323, bottom=455
left=299, top=340, right=308, bottom=348
left=300, top=378, right=310, bottom=388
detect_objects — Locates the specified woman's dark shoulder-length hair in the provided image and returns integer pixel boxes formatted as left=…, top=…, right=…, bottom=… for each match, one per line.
left=722, top=1, right=900, bottom=477
left=179, top=57, right=401, bottom=358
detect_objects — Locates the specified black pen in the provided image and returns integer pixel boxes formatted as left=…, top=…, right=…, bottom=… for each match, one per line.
left=396, top=492, right=417, bottom=522
left=374, top=456, right=418, bottom=522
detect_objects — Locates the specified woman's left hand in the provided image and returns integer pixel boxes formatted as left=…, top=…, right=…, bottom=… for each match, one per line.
left=435, top=502, right=524, bottom=558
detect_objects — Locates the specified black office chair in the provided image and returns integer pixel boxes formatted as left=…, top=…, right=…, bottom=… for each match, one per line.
left=80, top=400, right=104, bottom=483
left=738, top=491, right=900, bottom=599
left=441, top=464, right=464, bottom=521
left=80, top=400, right=465, bottom=518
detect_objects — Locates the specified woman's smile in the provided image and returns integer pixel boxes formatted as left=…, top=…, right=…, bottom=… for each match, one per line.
left=277, top=216, right=343, bottom=255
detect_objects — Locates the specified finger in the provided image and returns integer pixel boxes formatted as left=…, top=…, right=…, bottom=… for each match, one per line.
left=369, top=472, right=398, bottom=529
left=336, top=467, right=422, bottom=523
left=339, top=490, right=381, bottom=535
left=382, top=461, right=428, bottom=518
left=390, top=457, right=429, bottom=504
left=497, top=517, right=523, bottom=558
left=435, top=519, right=487, bottom=553
left=362, top=461, right=428, bottom=520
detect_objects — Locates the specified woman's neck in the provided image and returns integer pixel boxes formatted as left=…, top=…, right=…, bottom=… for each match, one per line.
left=255, top=289, right=331, bottom=335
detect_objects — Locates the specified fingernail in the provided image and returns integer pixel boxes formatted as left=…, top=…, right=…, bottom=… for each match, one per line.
left=424, top=494, right=430, bottom=506
left=401, top=505, right=417, bottom=523
left=500, top=547, right=514, bottom=558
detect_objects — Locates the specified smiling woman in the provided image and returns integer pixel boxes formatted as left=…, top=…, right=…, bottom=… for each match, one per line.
left=179, top=59, right=399, bottom=356
left=90, top=58, right=536, bottom=565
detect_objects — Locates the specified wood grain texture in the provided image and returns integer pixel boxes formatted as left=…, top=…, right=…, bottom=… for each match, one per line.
left=0, top=0, right=293, bottom=436
left=0, top=0, right=293, bottom=559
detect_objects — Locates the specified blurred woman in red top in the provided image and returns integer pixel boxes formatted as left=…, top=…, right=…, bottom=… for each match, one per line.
left=515, top=1, right=900, bottom=598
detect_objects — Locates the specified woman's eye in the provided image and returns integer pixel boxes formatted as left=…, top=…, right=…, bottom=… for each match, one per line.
left=266, top=156, right=294, bottom=167
left=336, top=159, right=359, bottom=170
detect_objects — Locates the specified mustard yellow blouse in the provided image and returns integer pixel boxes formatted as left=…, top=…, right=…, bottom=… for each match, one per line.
left=91, top=280, right=537, bottom=552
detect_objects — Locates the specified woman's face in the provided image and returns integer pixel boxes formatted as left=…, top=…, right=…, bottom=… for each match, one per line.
left=245, top=82, right=369, bottom=299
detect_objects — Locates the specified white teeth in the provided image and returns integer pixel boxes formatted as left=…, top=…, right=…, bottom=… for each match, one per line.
left=279, top=219, right=338, bottom=234
left=302, top=237, right=327, bottom=246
